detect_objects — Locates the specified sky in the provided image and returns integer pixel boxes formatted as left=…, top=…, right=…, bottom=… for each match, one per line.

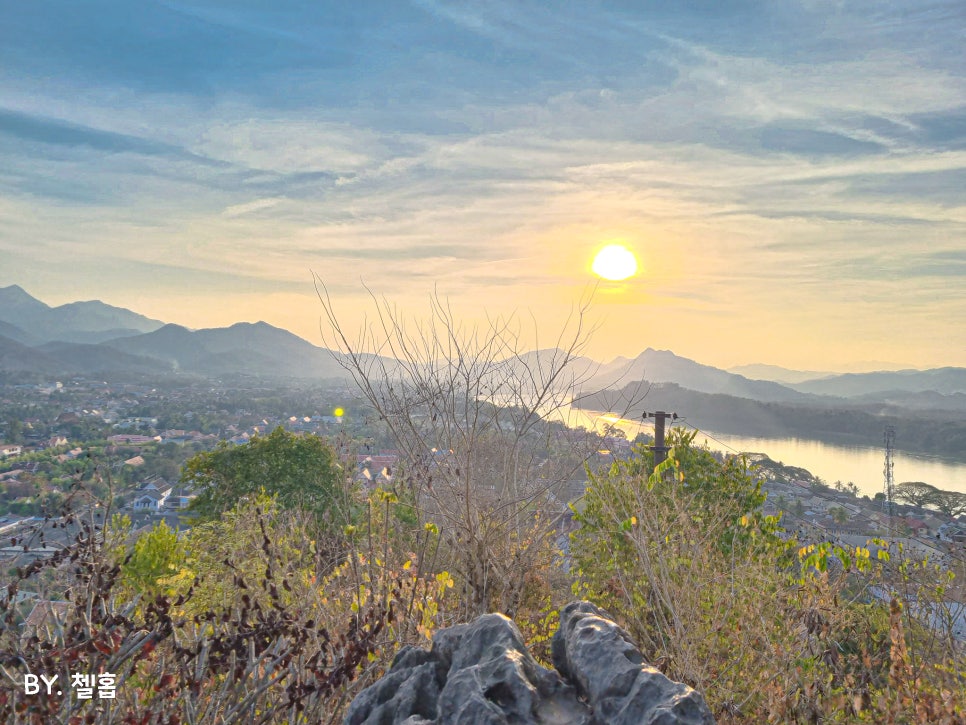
left=1, top=1, right=964, bottom=372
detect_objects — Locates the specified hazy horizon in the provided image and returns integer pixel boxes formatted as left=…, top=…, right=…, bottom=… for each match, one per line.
left=2, top=2, right=963, bottom=372
left=1, top=282, right=953, bottom=377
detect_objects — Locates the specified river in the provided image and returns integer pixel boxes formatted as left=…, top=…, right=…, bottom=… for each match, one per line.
left=557, top=406, right=966, bottom=497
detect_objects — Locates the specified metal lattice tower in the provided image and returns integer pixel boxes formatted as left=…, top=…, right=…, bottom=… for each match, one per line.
left=883, top=426, right=896, bottom=518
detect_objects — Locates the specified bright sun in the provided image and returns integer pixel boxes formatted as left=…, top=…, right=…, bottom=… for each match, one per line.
left=592, top=244, right=638, bottom=281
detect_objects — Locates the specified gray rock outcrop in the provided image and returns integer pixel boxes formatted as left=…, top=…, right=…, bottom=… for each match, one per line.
left=344, top=601, right=714, bottom=725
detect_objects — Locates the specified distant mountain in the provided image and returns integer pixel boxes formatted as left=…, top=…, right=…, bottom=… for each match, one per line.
left=728, top=363, right=831, bottom=385
left=0, top=285, right=164, bottom=344
left=101, top=324, right=210, bottom=371
left=0, top=319, right=41, bottom=346
left=849, top=389, right=966, bottom=415
left=790, top=368, right=966, bottom=397
left=34, top=341, right=170, bottom=375
left=500, top=349, right=601, bottom=391
left=0, top=334, right=61, bottom=373
left=102, top=321, right=352, bottom=380
left=577, top=381, right=966, bottom=461
left=0, top=285, right=959, bottom=400
left=0, top=284, right=47, bottom=318
left=836, top=360, right=920, bottom=373
left=584, top=348, right=815, bottom=404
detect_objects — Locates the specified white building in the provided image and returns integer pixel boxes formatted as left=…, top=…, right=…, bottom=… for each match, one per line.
left=132, top=481, right=173, bottom=511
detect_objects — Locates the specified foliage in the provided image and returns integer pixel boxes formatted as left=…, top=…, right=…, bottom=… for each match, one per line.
left=318, top=284, right=633, bottom=619
left=893, top=481, right=966, bottom=516
left=118, top=517, right=186, bottom=602
left=894, top=481, right=941, bottom=508
left=572, top=431, right=788, bottom=711
left=929, top=488, right=966, bottom=517
left=182, top=426, right=350, bottom=529
left=829, top=505, right=850, bottom=525
left=0, top=485, right=450, bottom=724
left=570, top=429, right=965, bottom=722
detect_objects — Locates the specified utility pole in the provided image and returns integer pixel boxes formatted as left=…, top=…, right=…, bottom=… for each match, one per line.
left=883, top=426, right=896, bottom=520
left=642, top=411, right=677, bottom=471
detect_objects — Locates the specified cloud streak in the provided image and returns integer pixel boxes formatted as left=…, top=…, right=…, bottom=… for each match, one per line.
left=0, top=1, right=963, bottom=368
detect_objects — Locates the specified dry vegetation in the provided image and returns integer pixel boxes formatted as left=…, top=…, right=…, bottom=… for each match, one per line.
left=1, top=295, right=963, bottom=723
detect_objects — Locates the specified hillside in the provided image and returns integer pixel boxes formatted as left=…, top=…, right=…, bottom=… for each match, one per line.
left=102, top=322, right=351, bottom=379
left=791, top=368, right=966, bottom=397
left=0, top=334, right=62, bottom=374
left=34, top=341, right=171, bottom=375
left=0, top=319, right=41, bottom=346
left=584, top=348, right=817, bottom=404
left=0, top=285, right=164, bottom=343
left=577, top=380, right=966, bottom=461
left=728, top=363, right=831, bottom=384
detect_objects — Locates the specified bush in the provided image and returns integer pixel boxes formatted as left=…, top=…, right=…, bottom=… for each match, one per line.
left=570, top=430, right=965, bottom=722
left=0, top=488, right=450, bottom=723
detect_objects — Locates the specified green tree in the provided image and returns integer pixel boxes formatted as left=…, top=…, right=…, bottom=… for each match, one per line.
left=182, top=427, right=349, bottom=529
left=119, top=519, right=186, bottom=600
left=894, top=481, right=940, bottom=508
left=930, top=489, right=966, bottom=517
left=829, top=505, right=849, bottom=525
left=570, top=430, right=805, bottom=713
left=4, top=418, right=23, bottom=444
left=568, top=429, right=902, bottom=720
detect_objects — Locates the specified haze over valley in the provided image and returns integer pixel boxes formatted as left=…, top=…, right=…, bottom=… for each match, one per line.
left=2, top=284, right=964, bottom=470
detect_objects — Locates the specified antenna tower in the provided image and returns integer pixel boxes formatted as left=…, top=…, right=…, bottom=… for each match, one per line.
left=883, top=426, right=896, bottom=518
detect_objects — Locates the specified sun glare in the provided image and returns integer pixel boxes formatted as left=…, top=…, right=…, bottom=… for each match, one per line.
left=592, top=244, right=638, bottom=281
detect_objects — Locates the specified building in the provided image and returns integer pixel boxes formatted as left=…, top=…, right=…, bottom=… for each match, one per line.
left=132, top=481, right=173, bottom=511
left=108, top=434, right=158, bottom=445
left=164, top=486, right=196, bottom=510
left=0, top=444, right=23, bottom=458
left=938, top=521, right=966, bottom=544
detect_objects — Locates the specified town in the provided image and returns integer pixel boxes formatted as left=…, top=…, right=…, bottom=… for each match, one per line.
left=2, top=374, right=965, bottom=625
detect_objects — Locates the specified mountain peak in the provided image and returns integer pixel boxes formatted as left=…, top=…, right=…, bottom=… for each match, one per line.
left=229, top=320, right=274, bottom=331
left=0, top=284, right=47, bottom=308
left=156, top=323, right=192, bottom=334
left=0, top=285, right=163, bottom=343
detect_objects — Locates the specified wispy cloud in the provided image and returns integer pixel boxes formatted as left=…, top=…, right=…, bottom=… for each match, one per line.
left=0, top=1, right=963, bottom=367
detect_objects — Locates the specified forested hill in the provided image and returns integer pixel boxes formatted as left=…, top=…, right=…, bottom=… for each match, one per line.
left=577, top=382, right=966, bottom=461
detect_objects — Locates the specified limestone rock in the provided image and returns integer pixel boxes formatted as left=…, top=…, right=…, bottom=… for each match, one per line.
left=344, top=602, right=714, bottom=725
left=552, top=602, right=714, bottom=725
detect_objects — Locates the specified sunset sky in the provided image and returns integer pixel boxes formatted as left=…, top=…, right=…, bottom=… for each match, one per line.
left=1, top=1, right=963, bottom=371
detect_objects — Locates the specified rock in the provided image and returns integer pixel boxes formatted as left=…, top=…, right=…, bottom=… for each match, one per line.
left=552, top=602, right=714, bottom=725
left=343, top=646, right=443, bottom=725
left=344, top=602, right=714, bottom=725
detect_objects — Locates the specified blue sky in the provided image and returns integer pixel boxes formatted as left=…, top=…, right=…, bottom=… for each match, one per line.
left=1, top=1, right=964, bottom=370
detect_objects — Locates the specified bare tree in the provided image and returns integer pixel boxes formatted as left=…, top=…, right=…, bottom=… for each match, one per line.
left=316, top=281, right=639, bottom=618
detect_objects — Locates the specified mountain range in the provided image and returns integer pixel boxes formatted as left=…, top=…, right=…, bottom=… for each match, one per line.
left=0, top=284, right=163, bottom=344
left=581, top=349, right=818, bottom=404
left=102, top=322, right=349, bottom=379
left=0, top=285, right=963, bottom=408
